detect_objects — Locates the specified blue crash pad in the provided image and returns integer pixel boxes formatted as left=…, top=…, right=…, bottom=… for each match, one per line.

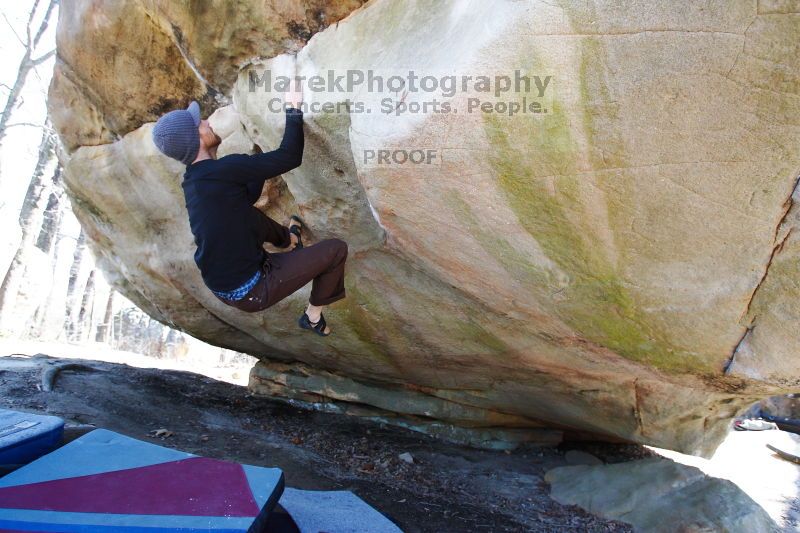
left=0, top=428, right=284, bottom=532
left=279, top=488, right=403, bottom=533
left=0, top=409, right=64, bottom=466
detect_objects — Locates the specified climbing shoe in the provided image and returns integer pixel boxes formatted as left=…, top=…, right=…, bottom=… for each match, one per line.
left=288, top=215, right=304, bottom=249
left=298, top=312, right=330, bottom=336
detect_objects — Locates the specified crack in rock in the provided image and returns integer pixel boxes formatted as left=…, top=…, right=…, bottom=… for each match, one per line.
left=725, top=173, right=800, bottom=374
left=167, top=23, right=227, bottom=105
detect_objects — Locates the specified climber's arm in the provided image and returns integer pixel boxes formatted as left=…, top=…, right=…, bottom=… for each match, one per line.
left=228, top=108, right=304, bottom=184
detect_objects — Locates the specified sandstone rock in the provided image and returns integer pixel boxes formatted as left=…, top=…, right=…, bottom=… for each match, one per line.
left=249, top=359, right=563, bottom=450
left=564, top=450, right=603, bottom=466
left=49, top=0, right=367, bottom=151
left=747, top=393, right=800, bottom=419
left=53, top=0, right=800, bottom=455
left=546, top=458, right=779, bottom=532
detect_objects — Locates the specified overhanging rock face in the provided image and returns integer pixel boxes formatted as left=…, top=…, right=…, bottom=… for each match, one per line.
left=52, top=0, right=800, bottom=456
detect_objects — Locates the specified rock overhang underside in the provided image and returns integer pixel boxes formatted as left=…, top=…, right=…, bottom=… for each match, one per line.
left=50, top=0, right=800, bottom=457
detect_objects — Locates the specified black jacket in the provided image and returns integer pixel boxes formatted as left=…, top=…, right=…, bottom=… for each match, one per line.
left=181, top=108, right=304, bottom=292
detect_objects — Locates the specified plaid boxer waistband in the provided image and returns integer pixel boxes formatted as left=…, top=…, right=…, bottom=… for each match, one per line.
left=212, top=269, right=261, bottom=301
left=211, top=253, right=282, bottom=301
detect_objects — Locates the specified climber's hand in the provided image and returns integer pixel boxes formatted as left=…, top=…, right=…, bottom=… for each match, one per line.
left=285, top=79, right=303, bottom=110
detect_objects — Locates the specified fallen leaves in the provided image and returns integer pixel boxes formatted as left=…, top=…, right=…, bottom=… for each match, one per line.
left=148, top=428, right=173, bottom=439
left=358, top=462, right=376, bottom=473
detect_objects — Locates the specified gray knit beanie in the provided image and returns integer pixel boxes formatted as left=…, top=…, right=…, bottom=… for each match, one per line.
left=152, top=101, right=201, bottom=165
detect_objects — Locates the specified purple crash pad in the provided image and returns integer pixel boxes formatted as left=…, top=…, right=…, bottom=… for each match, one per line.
left=0, top=428, right=284, bottom=532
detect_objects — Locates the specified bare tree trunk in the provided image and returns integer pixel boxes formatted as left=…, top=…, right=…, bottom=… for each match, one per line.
left=0, top=124, right=56, bottom=331
left=76, top=270, right=95, bottom=342
left=27, top=165, right=68, bottom=339
left=64, top=230, right=86, bottom=340
left=95, top=290, right=115, bottom=343
left=35, top=164, right=63, bottom=253
left=17, top=130, right=55, bottom=229
left=111, top=309, right=121, bottom=349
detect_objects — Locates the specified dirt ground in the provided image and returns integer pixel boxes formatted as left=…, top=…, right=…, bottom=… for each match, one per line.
left=0, top=352, right=647, bottom=532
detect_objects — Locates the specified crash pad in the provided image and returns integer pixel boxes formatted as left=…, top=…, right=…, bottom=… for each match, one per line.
left=0, top=409, right=64, bottom=466
left=278, top=488, right=402, bottom=533
left=0, top=428, right=283, bottom=532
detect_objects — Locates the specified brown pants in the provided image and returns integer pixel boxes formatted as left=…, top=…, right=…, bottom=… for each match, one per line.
left=214, top=207, right=348, bottom=313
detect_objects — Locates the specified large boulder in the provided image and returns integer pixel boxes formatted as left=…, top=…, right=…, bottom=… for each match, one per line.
left=53, top=0, right=800, bottom=456
left=545, top=458, right=779, bottom=531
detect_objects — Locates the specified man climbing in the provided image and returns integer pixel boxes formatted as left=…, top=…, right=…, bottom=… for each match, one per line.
left=151, top=88, right=347, bottom=336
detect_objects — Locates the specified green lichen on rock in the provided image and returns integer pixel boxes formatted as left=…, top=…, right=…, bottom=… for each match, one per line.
left=330, top=276, right=405, bottom=372
left=481, top=52, right=713, bottom=375
left=68, top=191, right=114, bottom=228
left=333, top=249, right=512, bottom=372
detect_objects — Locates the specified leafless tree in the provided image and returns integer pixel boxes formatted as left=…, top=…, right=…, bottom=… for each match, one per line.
left=0, top=122, right=56, bottom=329
left=76, top=269, right=95, bottom=341
left=0, top=0, right=58, bottom=154
left=34, top=164, right=64, bottom=254
left=25, top=161, right=69, bottom=339
left=63, top=229, right=86, bottom=339
left=95, top=290, right=115, bottom=343
left=0, top=0, right=60, bottom=332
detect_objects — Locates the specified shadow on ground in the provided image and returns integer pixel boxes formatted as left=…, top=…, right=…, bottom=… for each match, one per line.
left=0, top=354, right=638, bottom=532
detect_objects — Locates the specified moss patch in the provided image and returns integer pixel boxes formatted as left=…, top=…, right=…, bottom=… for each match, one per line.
left=443, top=189, right=551, bottom=292
left=68, top=192, right=114, bottom=228
left=330, top=276, right=404, bottom=371
left=332, top=250, right=513, bottom=369
left=481, top=47, right=713, bottom=375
